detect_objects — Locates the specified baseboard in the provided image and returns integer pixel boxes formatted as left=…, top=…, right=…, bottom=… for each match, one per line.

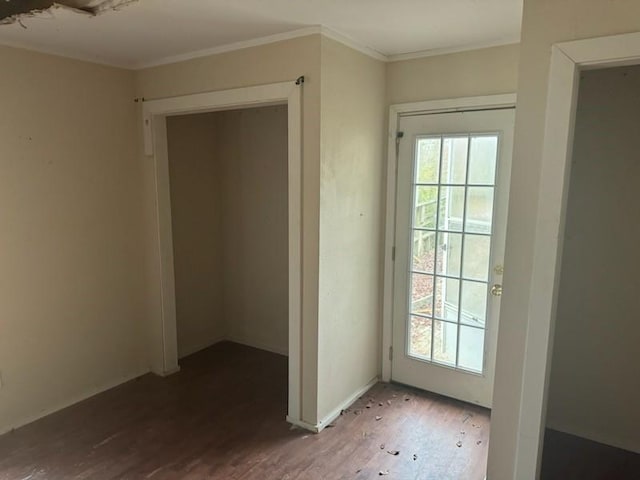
left=286, top=416, right=319, bottom=433
left=0, top=368, right=149, bottom=436
left=315, top=376, right=379, bottom=432
left=225, top=335, right=288, bottom=357
left=178, top=334, right=227, bottom=359
left=545, top=422, right=640, bottom=454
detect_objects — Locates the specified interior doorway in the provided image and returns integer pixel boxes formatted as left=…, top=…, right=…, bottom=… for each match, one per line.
left=142, top=81, right=304, bottom=426
left=539, top=64, right=640, bottom=479
left=166, top=105, right=289, bottom=360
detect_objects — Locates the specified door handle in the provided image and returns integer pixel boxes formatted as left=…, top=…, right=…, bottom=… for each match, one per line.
left=491, top=284, right=503, bottom=297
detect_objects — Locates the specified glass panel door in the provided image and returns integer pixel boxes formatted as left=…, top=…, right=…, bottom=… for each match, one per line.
left=391, top=108, right=515, bottom=408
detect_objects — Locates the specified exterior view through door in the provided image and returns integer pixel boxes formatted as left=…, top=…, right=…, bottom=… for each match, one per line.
left=391, top=108, right=514, bottom=407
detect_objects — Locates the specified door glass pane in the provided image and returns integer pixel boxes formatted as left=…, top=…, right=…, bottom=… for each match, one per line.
left=415, top=138, right=441, bottom=184
left=434, top=277, right=459, bottom=321
left=406, top=132, right=498, bottom=374
left=411, top=273, right=433, bottom=317
left=409, top=315, right=432, bottom=360
left=462, top=234, right=491, bottom=281
left=468, top=136, right=498, bottom=185
left=465, top=187, right=494, bottom=234
left=458, top=325, right=485, bottom=372
left=441, top=137, right=468, bottom=184
left=433, top=320, right=457, bottom=365
left=438, top=186, right=465, bottom=231
left=412, top=231, right=436, bottom=273
left=436, top=232, right=462, bottom=277
left=414, top=186, right=438, bottom=228
left=460, top=281, right=487, bottom=326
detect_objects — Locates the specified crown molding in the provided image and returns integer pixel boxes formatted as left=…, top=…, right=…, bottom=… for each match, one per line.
left=317, top=26, right=387, bottom=62
left=134, top=26, right=326, bottom=69
left=387, top=37, right=520, bottom=62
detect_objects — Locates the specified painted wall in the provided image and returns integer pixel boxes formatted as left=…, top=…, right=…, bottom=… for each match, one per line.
left=317, top=37, right=386, bottom=421
left=217, top=106, right=289, bottom=355
left=135, top=36, right=322, bottom=424
left=386, top=44, right=520, bottom=105
left=167, top=106, right=289, bottom=359
left=167, top=113, right=225, bottom=358
left=545, top=65, right=640, bottom=453
left=488, top=1, right=640, bottom=478
left=0, top=46, right=146, bottom=434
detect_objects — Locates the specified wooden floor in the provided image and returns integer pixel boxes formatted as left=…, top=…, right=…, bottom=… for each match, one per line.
left=540, top=428, right=640, bottom=480
left=0, top=342, right=491, bottom=480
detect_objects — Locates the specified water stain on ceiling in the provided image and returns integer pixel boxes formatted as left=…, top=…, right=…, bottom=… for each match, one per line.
left=0, top=0, right=136, bottom=25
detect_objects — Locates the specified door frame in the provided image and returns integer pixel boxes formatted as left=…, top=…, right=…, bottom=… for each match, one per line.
left=141, top=80, right=304, bottom=424
left=382, top=94, right=517, bottom=383
left=512, top=32, right=640, bottom=479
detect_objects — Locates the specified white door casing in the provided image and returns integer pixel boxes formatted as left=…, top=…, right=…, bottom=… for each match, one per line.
left=141, top=80, right=305, bottom=426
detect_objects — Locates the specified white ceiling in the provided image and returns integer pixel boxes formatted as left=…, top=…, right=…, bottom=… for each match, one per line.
left=0, top=0, right=523, bottom=69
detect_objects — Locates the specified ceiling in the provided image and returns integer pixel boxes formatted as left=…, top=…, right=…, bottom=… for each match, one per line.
left=0, top=0, right=523, bottom=69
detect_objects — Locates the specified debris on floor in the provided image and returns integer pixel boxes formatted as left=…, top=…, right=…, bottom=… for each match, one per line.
left=413, top=454, right=418, bottom=461
left=378, top=470, right=390, bottom=476
left=375, top=415, right=382, bottom=421
left=387, top=450, right=400, bottom=456
left=456, top=441, right=463, bottom=448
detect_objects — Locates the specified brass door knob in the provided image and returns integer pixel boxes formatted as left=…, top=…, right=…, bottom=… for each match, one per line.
left=491, top=284, right=503, bottom=297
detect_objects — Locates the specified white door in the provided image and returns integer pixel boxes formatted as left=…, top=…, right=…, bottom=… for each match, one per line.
left=391, top=108, right=514, bottom=408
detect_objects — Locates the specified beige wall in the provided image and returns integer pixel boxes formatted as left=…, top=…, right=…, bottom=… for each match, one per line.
left=167, top=113, right=225, bottom=357
left=317, top=37, right=386, bottom=420
left=489, top=1, right=640, bottom=478
left=546, top=65, right=640, bottom=453
left=386, top=44, right=520, bottom=105
left=0, top=46, right=146, bottom=434
left=218, top=106, right=289, bottom=355
left=167, top=106, right=289, bottom=359
left=135, top=36, right=322, bottom=424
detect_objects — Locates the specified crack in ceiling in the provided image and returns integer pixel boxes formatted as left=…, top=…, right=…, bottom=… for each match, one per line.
left=0, top=0, right=137, bottom=25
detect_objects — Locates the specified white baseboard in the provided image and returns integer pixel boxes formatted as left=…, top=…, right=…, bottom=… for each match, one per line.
left=286, top=416, right=320, bottom=433
left=225, top=335, right=288, bottom=357
left=316, top=376, right=379, bottom=432
left=0, top=368, right=149, bottom=436
left=546, top=420, right=640, bottom=454
left=178, top=334, right=227, bottom=359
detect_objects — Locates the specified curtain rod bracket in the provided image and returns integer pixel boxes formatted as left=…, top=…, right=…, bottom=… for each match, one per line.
left=295, top=76, right=305, bottom=85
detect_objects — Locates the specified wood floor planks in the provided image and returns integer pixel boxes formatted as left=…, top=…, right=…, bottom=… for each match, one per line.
left=0, top=342, right=491, bottom=479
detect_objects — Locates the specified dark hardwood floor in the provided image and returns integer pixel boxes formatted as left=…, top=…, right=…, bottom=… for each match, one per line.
left=0, top=342, right=491, bottom=479
left=540, top=428, right=640, bottom=480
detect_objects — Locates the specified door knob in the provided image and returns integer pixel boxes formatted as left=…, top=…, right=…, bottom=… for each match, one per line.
left=491, top=284, right=503, bottom=297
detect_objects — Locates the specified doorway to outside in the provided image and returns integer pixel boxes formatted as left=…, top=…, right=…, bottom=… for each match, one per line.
left=142, top=81, right=304, bottom=426
left=382, top=94, right=515, bottom=475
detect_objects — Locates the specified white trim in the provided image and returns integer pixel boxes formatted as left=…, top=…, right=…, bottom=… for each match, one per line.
left=318, top=26, right=387, bottom=62
left=0, top=369, right=149, bottom=436
left=135, top=26, right=321, bottom=69
left=0, top=37, right=128, bottom=70
left=142, top=80, right=304, bottom=426
left=315, top=377, right=379, bottom=432
left=136, top=26, right=387, bottom=69
left=178, top=335, right=227, bottom=359
left=388, top=38, right=520, bottom=63
left=514, top=31, right=640, bottom=479
left=1, top=24, right=519, bottom=71
left=381, top=94, right=517, bottom=384
left=287, top=377, right=378, bottom=433
left=225, top=336, right=289, bottom=357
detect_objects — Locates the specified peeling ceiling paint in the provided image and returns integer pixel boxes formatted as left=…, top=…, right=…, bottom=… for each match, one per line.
left=0, top=0, right=137, bottom=25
